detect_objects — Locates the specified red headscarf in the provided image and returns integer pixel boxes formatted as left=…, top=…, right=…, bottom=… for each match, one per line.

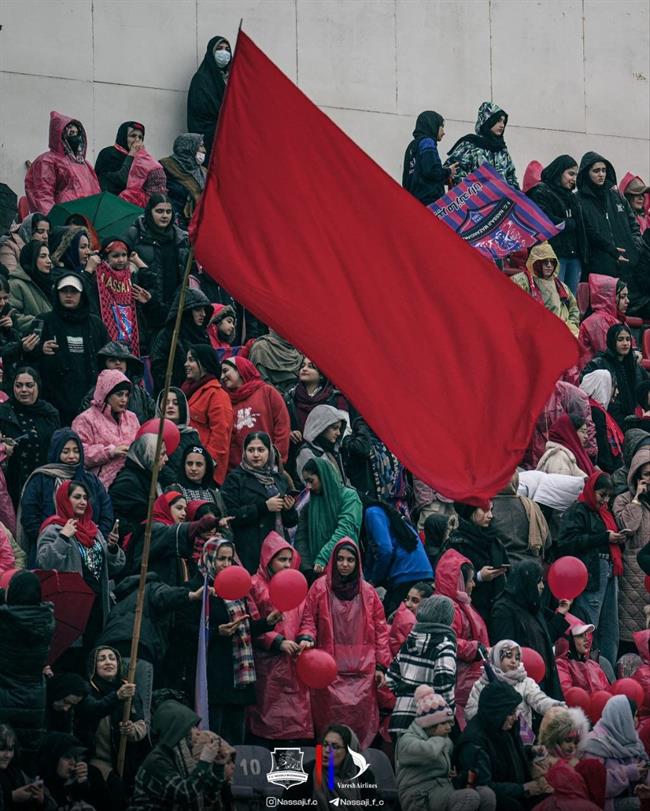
left=224, top=357, right=265, bottom=404
left=39, top=480, right=98, bottom=548
left=578, top=471, right=623, bottom=576
left=548, top=414, right=595, bottom=475
left=151, top=491, right=185, bottom=526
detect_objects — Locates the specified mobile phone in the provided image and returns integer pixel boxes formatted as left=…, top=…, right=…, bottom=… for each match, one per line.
left=620, top=528, right=635, bottom=535
left=498, top=564, right=511, bottom=570
left=32, top=318, right=44, bottom=339
left=287, top=489, right=302, bottom=498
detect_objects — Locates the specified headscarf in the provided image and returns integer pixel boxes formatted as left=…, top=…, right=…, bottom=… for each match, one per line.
left=582, top=695, right=647, bottom=761
left=240, top=432, right=282, bottom=532
left=19, top=240, right=53, bottom=297
left=541, top=154, right=579, bottom=196
left=5, top=570, right=41, bottom=605
left=178, top=444, right=215, bottom=490
left=87, top=645, right=123, bottom=695
left=504, top=558, right=544, bottom=613
left=223, top=356, right=266, bottom=404
left=39, top=480, right=99, bottom=548
left=605, top=323, right=638, bottom=418
left=578, top=470, right=623, bottom=576
left=143, top=193, right=175, bottom=242
left=312, top=726, right=364, bottom=809
left=485, top=639, right=526, bottom=685
left=126, top=433, right=160, bottom=471
left=548, top=413, right=594, bottom=475
left=151, top=491, right=184, bottom=526
left=248, top=329, right=303, bottom=376
left=305, top=457, right=353, bottom=563
left=330, top=540, right=360, bottom=601
left=51, top=226, right=89, bottom=272
left=155, top=386, right=195, bottom=434
left=577, top=151, right=617, bottom=201
left=114, top=121, right=145, bottom=153
left=580, top=369, right=614, bottom=409
left=412, top=111, right=444, bottom=141
left=170, top=134, right=206, bottom=189
left=290, top=379, right=340, bottom=432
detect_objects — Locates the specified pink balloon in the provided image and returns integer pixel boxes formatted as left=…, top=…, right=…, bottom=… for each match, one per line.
left=213, top=567, right=251, bottom=600
left=547, top=556, right=588, bottom=600
left=269, top=569, right=308, bottom=612
left=296, top=649, right=338, bottom=689
left=520, top=647, right=546, bottom=684
left=136, top=418, right=181, bottom=455
left=613, top=678, right=645, bottom=706
left=565, top=686, right=591, bottom=714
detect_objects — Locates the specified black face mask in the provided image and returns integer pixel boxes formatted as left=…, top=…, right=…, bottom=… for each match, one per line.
left=66, top=134, right=83, bottom=153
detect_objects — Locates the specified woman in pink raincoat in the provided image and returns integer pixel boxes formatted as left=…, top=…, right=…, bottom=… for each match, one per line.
left=247, top=531, right=313, bottom=742
left=298, top=538, right=390, bottom=749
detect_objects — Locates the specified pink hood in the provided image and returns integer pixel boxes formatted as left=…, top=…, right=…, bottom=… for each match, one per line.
left=588, top=274, right=618, bottom=315
left=48, top=110, right=88, bottom=158
left=91, top=369, right=131, bottom=409
left=523, top=160, right=543, bottom=193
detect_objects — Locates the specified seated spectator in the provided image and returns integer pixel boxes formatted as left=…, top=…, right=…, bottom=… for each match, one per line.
left=435, top=549, right=489, bottom=724
left=619, top=172, right=649, bottom=234
left=557, top=471, right=622, bottom=665
left=72, top=369, right=140, bottom=488
left=95, top=120, right=146, bottom=195
left=422, top=512, right=457, bottom=565
left=0, top=722, right=50, bottom=810
left=46, top=672, right=90, bottom=734
left=0, top=212, right=50, bottom=275
left=0, top=571, right=55, bottom=767
left=364, top=501, right=433, bottom=616
left=512, top=242, right=580, bottom=336
left=579, top=275, right=629, bottom=365
left=221, top=356, right=291, bottom=469
left=298, top=538, right=390, bottom=748
left=36, top=272, right=109, bottom=424
left=36, top=731, right=106, bottom=811
left=154, top=386, right=200, bottom=480
left=119, top=148, right=167, bottom=209
left=160, top=134, right=206, bottom=229
left=50, top=225, right=95, bottom=276
left=402, top=111, right=455, bottom=206
left=220, top=431, right=296, bottom=574
left=489, top=559, right=569, bottom=700
left=556, top=621, right=611, bottom=693
left=577, top=152, right=642, bottom=279
left=8, top=241, right=53, bottom=335
left=387, top=581, right=433, bottom=657
left=612, top=428, right=650, bottom=497
left=465, top=640, right=563, bottom=742
left=536, top=414, right=594, bottom=477
left=284, top=357, right=348, bottom=439
left=25, top=112, right=100, bottom=214
left=19, top=427, right=113, bottom=562
left=491, top=472, right=550, bottom=563
left=447, top=501, right=509, bottom=623
left=386, top=595, right=457, bottom=739
left=187, top=36, right=232, bottom=159
left=36, top=481, right=124, bottom=653
left=295, top=404, right=349, bottom=484
left=580, top=371, right=624, bottom=473
left=534, top=760, right=605, bottom=811
left=0, top=367, right=60, bottom=503
left=538, top=706, right=591, bottom=769
left=248, top=329, right=303, bottom=395
left=172, top=445, right=222, bottom=508
left=295, top=456, right=361, bottom=577
left=181, top=344, right=232, bottom=485
left=149, top=288, right=212, bottom=393
left=396, top=684, right=495, bottom=811
left=444, top=101, right=519, bottom=189
left=0, top=276, right=33, bottom=389
left=207, top=303, right=239, bottom=356
left=527, top=155, right=586, bottom=293
left=454, top=682, right=547, bottom=809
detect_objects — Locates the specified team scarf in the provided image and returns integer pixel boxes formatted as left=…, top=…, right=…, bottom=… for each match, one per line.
left=96, top=261, right=140, bottom=355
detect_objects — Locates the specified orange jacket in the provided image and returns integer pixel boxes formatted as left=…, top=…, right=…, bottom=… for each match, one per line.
left=187, top=379, right=233, bottom=485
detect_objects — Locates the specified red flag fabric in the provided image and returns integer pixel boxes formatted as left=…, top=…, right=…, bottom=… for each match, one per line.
left=191, top=31, right=578, bottom=502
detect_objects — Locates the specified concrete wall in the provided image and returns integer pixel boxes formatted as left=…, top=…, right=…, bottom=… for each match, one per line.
left=1, top=0, right=649, bottom=199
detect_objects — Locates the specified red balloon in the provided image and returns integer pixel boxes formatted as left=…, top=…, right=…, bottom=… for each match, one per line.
left=213, top=566, right=251, bottom=600
left=269, top=569, right=308, bottom=612
left=296, top=649, right=338, bottom=689
left=589, top=690, right=613, bottom=723
left=547, top=556, right=589, bottom=600
left=0, top=568, right=19, bottom=590
left=613, top=678, right=645, bottom=706
left=520, top=647, right=546, bottom=684
left=645, top=575, right=650, bottom=594
left=565, top=687, right=591, bottom=714
left=136, top=418, right=181, bottom=456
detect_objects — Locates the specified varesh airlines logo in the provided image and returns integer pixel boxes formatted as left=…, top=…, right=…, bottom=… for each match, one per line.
left=347, top=748, right=370, bottom=780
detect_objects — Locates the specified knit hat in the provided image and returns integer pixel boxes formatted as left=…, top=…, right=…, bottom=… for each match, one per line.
left=413, top=685, right=453, bottom=728
left=416, top=594, right=455, bottom=626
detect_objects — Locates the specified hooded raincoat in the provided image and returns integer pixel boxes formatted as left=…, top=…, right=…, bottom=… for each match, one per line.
left=298, top=538, right=390, bottom=748
left=25, top=111, right=100, bottom=213
left=579, top=274, right=626, bottom=364
left=247, top=531, right=313, bottom=740
left=620, top=172, right=650, bottom=233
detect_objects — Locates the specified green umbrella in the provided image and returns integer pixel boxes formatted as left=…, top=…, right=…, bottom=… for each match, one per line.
left=49, top=192, right=143, bottom=242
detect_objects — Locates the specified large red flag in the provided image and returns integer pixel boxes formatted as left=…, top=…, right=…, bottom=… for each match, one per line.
left=191, top=31, right=578, bottom=502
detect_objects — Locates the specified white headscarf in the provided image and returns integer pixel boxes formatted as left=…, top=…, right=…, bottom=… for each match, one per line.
left=580, top=369, right=614, bottom=409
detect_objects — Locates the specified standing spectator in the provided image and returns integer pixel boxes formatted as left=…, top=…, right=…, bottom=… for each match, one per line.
left=580, top=371, right=623, bottom=474
left=154, top=387, right=200, bottom=481
left=402, top=111, right=456, bottom=205
left=579, top=275, right=629, bottom=365
left=95, top=120, right=146, bottom=196
left=8, top=241, right=53, bottom=335
left=295, top=404, right=349, bottom=485
left=620, top=173, right=650, bottom=233
left=159, top=134, right=207, bottom=229
left=284, top=357, right=347, bottom=438
left=298, top=538, right=390, bottom=748
left=527, top=155, right=586, bottom=293
left=491, top=473, right=550, bottom=563
left=248, top=329, right=303, bottom=395
left=181, top=344, right=232, bottom=486
left=221, top=356, right=290, bottom=469
left=25, top=112, right=100, bottom=214
left=577, top=152, right=642, bottom=279
left=445, top=101, right=519, bottom=189
left=536, top=414, right=594, bottom=478
left=187, top=37, right=232, bottom=159
left=0, top=212, right=50, bottom=276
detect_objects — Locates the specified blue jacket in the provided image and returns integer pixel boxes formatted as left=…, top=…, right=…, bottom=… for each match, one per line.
left=363, top=506, right=433, bottom=587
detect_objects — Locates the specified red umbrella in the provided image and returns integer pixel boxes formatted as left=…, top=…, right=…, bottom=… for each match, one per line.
left=34, top=570, right=95, bottom=665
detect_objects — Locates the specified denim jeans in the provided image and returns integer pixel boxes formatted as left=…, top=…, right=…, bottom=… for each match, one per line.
left=572, top=557, right=619, bottom=667
left=558, top=257, right=582, bottom=295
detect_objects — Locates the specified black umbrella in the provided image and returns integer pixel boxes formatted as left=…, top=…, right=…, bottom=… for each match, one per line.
left=0, top=183, right=18, bottom=235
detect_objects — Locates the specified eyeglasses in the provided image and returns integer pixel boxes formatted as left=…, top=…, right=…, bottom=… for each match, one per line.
left=324, top=742, right=345, bottom=751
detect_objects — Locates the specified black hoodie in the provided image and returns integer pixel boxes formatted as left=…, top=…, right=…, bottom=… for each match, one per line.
left=402, top=111, right=450, bottom=205
left=577, top=151, right=642, bottom=278
left=187, top=35, right=231, bottom=157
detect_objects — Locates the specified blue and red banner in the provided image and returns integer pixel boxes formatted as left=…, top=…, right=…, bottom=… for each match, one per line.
left=429, top=163, right=562, bottom=261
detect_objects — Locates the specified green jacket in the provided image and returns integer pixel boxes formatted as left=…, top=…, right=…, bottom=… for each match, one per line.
left=295, top=487, right=363, bottom=569
left=395, top=719, right=455, bottom=806
left=8, top=265, right=52, bottom=335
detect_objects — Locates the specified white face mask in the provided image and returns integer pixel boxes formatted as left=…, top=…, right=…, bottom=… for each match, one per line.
left=214, top=50, right=231, bottom=69
left=195, top=152, right=205, bottom=166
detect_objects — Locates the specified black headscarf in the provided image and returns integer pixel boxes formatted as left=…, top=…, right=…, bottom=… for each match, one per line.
left=605, top=323, right=638, bottom=418
left=19, top=240, right=53, bottom=298
left=115, top=121, right=145, bottom=151
left=541, top=154, right=579, bottom=203
left=412, top=111, right=444, bottom=140
left=5, top=570, right=41, bottom=605
left=143, top=193, right=176, bottom=242
left=178, top=442, right=215, bottom=489
left=577, top=151, right=617, bottom=202
left=331, top=541, right=360, bottom=601
left=88, top=645, right=123, bottom=696
left=504, top=558, right=543, bottom=613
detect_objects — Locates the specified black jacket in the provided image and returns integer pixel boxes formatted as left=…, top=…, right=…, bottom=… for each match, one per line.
left=187, top=35, right=230, bottom=157
left=108, top=457, right=176, bottom=543
left=402, top=111, right=450, bottom=205
left=128, top=520, right=194, bottom=588
left=582, top=348, right=647, bottom=428
left=220, top=466, right=298, bottom=574
left=557, top=501, right=610, bottom=591
left=577, top=151, right=642, bottom=278
left=527, top=183, right=587, bottom=261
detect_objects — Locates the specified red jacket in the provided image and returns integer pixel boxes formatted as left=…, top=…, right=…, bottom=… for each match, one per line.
left=298, top=538, right=390, bottom=748
left=555, top=649, right=610, bottom=694
left=228, top=383, right=290, bottom=469
left=247, top=532, right=313, bottom=740
left=578, top=275, right=624, bottom=365
left=632, top=630, right=650, bottom=717
left=620, top=172, right=650, bottom=233
left=25, top=111, right=100, bottom=213
left=389, top=601, right=415, bottom=657
left=186, top=379, right=233, bottom=486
